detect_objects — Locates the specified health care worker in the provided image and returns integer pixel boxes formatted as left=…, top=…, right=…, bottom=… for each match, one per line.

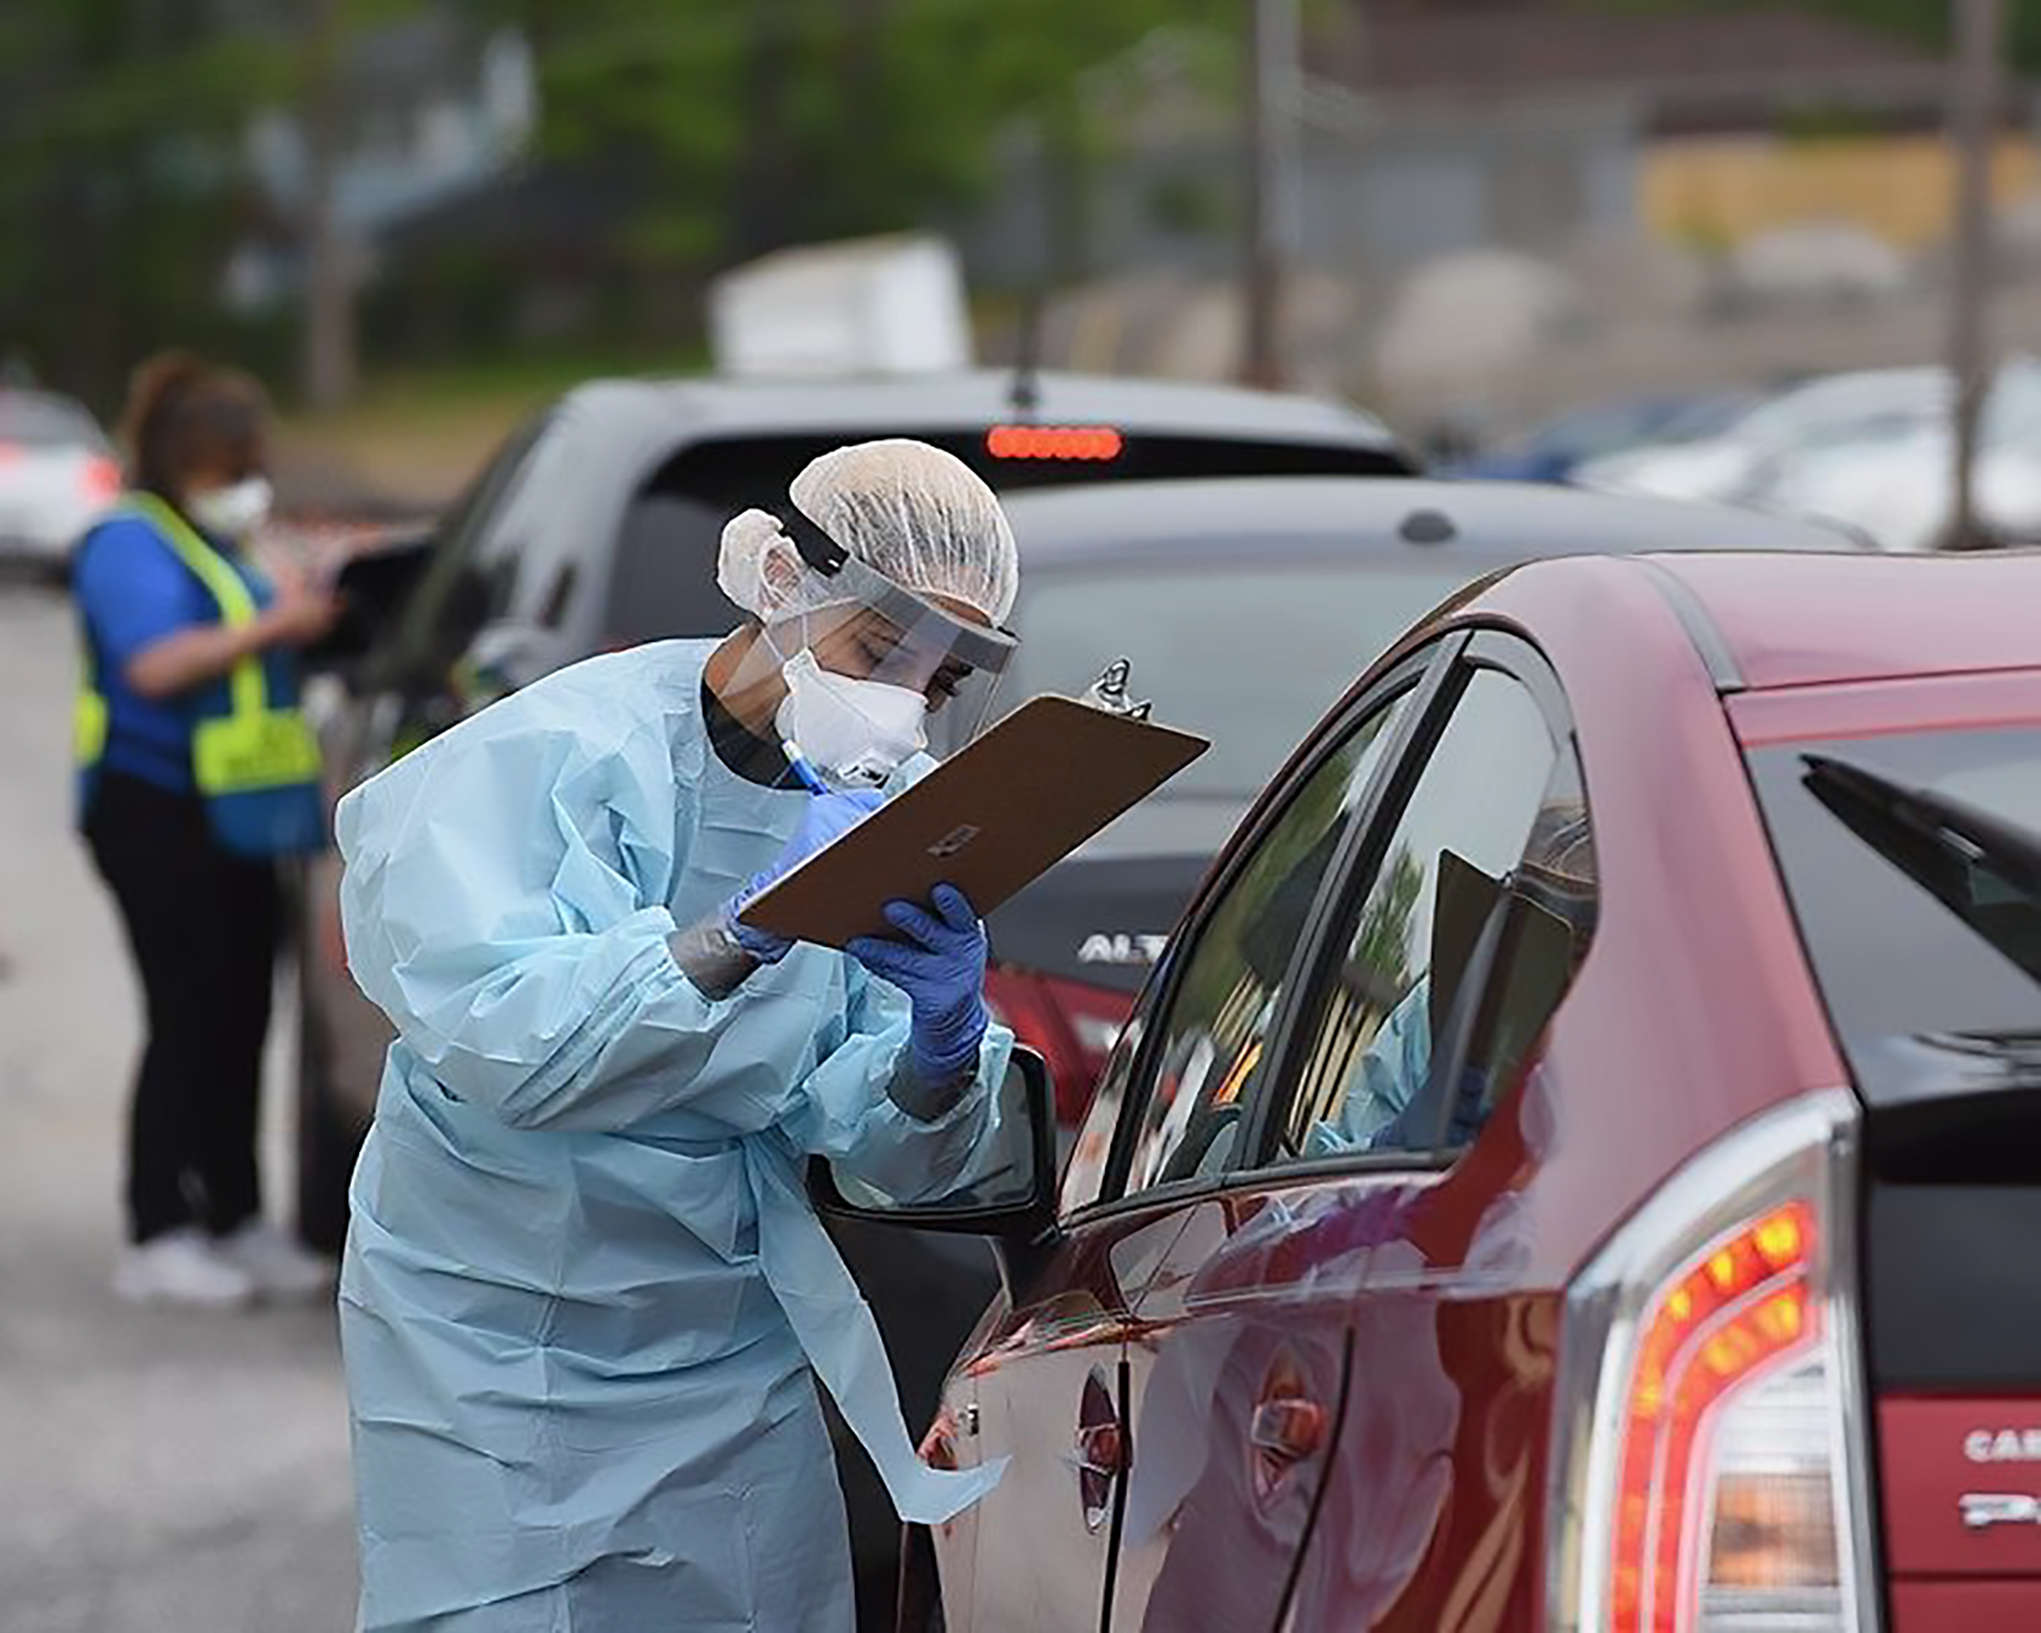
left=74, top=352, right=340, bottom=1310
left=337, top=440, right=1022, bottom=1631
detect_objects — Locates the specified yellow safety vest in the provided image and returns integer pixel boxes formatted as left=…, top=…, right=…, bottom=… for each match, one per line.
left=75, top=494, right=322, bottom=797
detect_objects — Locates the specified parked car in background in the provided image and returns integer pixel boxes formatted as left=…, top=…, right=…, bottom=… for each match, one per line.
left=1745, top=356, right=2041, bottom=552
left=830, top=549, right=2041, bottom=1633
left=0, top=388, right=119, bottom=577
left=295, top=367, right=1415, bottom=1628
left=298, top=370, right=1414, bottom=1236
left=1446, top=389, right=1754, bottom=485
left=1575, top=365, right=1950, bottom=506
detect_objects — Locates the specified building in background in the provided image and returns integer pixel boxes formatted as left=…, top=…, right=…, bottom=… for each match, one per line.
left=965, top=1, right=2037, bottom=431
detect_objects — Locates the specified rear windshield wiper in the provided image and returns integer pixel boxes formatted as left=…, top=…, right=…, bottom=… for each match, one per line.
left=1804, top=753, right=2041, bottom=982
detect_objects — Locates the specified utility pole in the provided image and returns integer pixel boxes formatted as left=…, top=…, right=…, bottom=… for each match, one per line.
left=1948, top=0, right=2004, bottom=549
left=301, top=0, right=358, bottom=410
left=1242, top=0, right=1300, bottom=389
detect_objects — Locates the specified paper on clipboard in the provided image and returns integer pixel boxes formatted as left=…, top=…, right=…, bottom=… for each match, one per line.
left=738, top=695, right=1210, bottom=950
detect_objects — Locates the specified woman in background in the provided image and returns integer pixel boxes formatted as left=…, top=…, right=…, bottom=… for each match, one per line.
left=73, top=352, right=341, bottom=1308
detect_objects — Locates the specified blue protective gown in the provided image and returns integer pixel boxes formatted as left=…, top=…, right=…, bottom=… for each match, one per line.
left=336, top=640, right=1011, bottom=1632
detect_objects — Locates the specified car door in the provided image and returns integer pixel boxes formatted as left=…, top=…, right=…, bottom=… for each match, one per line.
left=947, top=649, right=1436, bottom=1632
left=943, top=645, right=1443, bottom=1632
left=1102, top=632, right=1598, bottom=1631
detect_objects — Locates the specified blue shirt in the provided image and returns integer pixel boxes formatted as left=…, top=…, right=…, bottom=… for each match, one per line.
left=73, top=511, right=284, bottom=794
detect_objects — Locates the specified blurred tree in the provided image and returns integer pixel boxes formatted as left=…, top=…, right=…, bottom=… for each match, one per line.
left=524, top=0, right=1237, bottom=309
left=0, top=0, right=1250, bottom=403
left=0, top=1, right=284, bottom=410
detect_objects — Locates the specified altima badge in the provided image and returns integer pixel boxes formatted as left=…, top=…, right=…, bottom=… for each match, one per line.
left=1961, top=1492, right=2041, bottom=1529
left=1078, top=932, right=1169, bottom=966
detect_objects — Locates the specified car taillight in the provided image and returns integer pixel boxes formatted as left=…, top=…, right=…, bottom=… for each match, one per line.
left=984, top=964, right=1134, bottom=1125
left=81, top=455, right=121, bottom=502
left=985, top=424, right=1124, bottom=462
left=1550, top=1089, right=1881, bottom=1633
left=0, top=440, right=21, bottom=465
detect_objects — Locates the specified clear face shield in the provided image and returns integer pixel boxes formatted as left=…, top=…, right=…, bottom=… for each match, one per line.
left=733, top=505, right=1020, bottom=788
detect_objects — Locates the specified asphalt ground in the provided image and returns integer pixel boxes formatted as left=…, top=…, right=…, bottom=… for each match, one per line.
left=0, top=584, right=358, bottom=1632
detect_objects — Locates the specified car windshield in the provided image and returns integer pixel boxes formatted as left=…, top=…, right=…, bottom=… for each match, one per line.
left=994, top=560, right=1469, bottom=797
left=1748, top=723, right=2041, bottom=1106
left=0, top=391, right=105, bottom=450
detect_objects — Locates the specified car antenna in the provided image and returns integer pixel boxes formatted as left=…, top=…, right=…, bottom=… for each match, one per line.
left=1009, top=286, right=1043, bottom=419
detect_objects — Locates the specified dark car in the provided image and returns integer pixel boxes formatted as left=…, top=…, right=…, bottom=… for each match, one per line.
left=823, top=549, right=2041, bottom=1633
left=981, top=477, right=1864, bottom=1125
left=299, top=372, right=1414, bottom=1238
left=294, top=368, right=1413, bottom=1623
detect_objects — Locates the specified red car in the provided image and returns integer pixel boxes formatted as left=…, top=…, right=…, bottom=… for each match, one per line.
left=820, top=550, right=2041, bottom=1632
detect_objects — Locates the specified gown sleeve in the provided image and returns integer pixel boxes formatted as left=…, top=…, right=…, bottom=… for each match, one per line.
left=778, top=962, right=1016, bottom=1205
left=338, top=692, right=780, bottom=1134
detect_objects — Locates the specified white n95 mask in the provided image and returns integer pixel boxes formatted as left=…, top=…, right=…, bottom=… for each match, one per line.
left=187, top=476, right=274, bottom=542
left=775, top=649, right=929, bottom=788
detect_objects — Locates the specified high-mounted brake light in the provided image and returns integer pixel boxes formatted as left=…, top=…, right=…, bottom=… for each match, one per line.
left=1549, top=1090, right=1881, bottom=1633
left=986, top=425, right=1124, bottom=462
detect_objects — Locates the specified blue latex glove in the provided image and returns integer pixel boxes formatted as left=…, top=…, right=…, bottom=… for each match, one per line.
left=847, top=884, right=990, bottom=1083
left=729, top=789, right=885, bottom=964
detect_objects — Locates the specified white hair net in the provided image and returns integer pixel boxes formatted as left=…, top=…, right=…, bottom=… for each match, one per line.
left=717, top=438, right=1019, bottom=626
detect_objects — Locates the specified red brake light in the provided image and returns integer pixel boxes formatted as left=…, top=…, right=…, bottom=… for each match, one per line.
left=0, top=441, right=21, bottom=465
left=81, top=455, right=121, bottom=502
left=1611, top=1203, right=1818, bottom=1631
left=984, top=965, right=1134, bottom=1125
left=1551, top=1092, right=1874, bottom=1633
left=986, top=424, right=1124, bottom=462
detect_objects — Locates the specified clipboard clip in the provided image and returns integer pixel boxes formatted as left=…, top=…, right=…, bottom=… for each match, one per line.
left=1082, top=657, right=1153, bottom=722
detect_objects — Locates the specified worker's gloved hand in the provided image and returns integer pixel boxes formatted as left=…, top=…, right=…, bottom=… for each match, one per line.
left=848, top=884, right=990, bottom=1083
left=727, top=788, right=885, bottom=965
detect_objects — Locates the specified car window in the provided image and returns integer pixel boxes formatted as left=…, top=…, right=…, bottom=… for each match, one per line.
left=387, top=411, right=553, bottom=678
left=1270, top=665, right=1593, bottom=1165
left=599, top=429, right=1409, bottom=652
left=997, top=564, right=1468, bottom=799
left=1746, top=724, right=2041, bottom=1111
left=1114, top=689, right=1415, bottom=1197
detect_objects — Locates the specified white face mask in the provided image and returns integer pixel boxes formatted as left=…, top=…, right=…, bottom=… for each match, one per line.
left=774, top=648, right=929, bottom=788
left=187, top=476, right=274, bottom=542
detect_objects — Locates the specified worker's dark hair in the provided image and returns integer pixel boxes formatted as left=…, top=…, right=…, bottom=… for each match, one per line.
left=121, top=350, right=268, bottom=500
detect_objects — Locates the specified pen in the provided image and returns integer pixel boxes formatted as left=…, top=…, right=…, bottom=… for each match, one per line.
left=780, top=739, right=833, bottom=796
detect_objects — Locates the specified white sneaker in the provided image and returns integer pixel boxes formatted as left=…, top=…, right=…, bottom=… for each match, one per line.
left=217, top=1219, right=333, bottom=1300
left=115, top=1227, right=258, bottom=1310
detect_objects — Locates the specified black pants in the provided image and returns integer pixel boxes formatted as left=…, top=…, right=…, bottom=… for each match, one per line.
left=85, top=772, right=281, bottom=1244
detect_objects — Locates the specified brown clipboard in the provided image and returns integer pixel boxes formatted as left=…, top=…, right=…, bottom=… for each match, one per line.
left=738, top=695, right=1210, bottom=950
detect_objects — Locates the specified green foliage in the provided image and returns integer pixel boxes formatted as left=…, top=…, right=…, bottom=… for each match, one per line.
left=0, top=2, right=290, bottom=407
left=525, top=0, right=1236, bottom=269
left=0, top=0, right=1243, bottom=407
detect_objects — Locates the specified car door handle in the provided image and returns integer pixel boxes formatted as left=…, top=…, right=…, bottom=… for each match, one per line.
left=1071, top=1420, right=1126, bottom=1480
left=1250, top=1397, right=1327, bottom=1465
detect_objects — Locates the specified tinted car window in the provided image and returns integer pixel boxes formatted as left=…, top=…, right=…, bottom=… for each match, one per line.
left=997, top=564, right=1468, bottom=798
left=602, top=432, right=1408, bottom=650
left=388, top=411, right=553, bottom=677
left=1273, top=667, right=1586, bottom=1164
left=1116, top=691, right=1413, bottom=1196
left=1747, top=725, right=2041, bottom=1109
